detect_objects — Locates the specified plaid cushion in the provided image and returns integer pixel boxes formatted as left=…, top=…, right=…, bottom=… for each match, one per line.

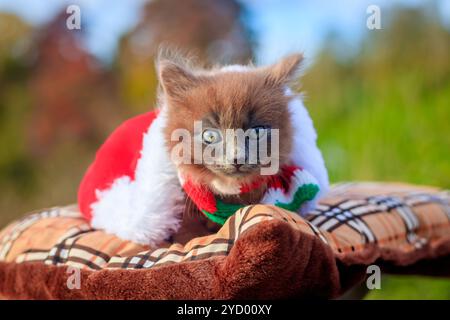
left=0, top=182, right=449, bottom=271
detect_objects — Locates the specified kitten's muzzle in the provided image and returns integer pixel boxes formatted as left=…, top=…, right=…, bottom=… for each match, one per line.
left=208, top=162, right=259, bottom=176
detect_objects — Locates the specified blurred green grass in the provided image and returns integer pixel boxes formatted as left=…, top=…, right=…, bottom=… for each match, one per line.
left=366, top=276, right=450, bottom=300
left=301, top=8, right=450, bottom=299
left=305, top=62, right=449, bottom=187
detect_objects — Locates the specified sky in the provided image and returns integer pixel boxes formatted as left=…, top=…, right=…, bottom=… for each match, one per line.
left=0, top=0, right=449, bottom=64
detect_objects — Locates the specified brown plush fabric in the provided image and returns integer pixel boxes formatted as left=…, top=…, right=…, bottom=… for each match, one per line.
left=0, top=182, right=449, bottom=299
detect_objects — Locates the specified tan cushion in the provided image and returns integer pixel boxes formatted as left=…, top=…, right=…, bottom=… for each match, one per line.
left=0, top=182, right=449, bottom=299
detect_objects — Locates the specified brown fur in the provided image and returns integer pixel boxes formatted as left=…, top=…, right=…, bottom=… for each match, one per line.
left=158, top=53, right=304, bottom=240
left=162, top=56, right=301, bottom=187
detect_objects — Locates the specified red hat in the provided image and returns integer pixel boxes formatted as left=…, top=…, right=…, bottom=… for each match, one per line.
left=78, top=109, right=185, bottom=245
left=78, top=94, right=329, bottom=245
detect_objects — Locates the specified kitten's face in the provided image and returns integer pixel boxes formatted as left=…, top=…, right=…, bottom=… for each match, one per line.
left=160, top=55, right=302, bottom=191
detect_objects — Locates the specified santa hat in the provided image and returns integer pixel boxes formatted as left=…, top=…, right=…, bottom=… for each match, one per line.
left=78, top=109, right=186, bottom=245
left=78, top=95, right=329, bottom=245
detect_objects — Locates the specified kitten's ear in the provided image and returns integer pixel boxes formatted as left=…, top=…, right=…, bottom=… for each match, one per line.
left=158, top=60, right=198, bottom=99
left=265, top=53, right=304, bottom=86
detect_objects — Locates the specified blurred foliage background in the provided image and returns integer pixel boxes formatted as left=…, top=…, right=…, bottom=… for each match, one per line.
left=0, top=0, right=448, bottom=299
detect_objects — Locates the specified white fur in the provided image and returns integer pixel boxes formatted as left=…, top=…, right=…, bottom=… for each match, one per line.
left=220, top=65, right=251, bottom=72
left=211, top=178, right=241, bottom=195
left=286, top=90, right=330, bottom=206
left=90, top=109, right=185, bottom=245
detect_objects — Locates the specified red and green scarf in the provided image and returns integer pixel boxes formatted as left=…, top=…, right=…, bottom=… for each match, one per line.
left=180, top=166, right=320, bottom=225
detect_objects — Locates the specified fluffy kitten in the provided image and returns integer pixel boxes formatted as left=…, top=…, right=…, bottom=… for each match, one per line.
left=157, top=53, right=328, bottom=242
left=79, top=52, right=328, bottom=246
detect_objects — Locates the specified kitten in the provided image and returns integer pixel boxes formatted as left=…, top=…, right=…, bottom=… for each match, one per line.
left=78, top=52, right=328, bottom=246
left=158, top=53, right=328, bottom=243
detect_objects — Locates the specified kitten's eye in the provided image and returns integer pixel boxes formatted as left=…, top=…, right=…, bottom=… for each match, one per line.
left=202, top=129, right=222, bottom=144
left=248, top=126, right=269, bottom=140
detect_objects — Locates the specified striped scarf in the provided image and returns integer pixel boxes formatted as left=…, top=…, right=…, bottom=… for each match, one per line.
left=180, top=166, right=320, bottom=225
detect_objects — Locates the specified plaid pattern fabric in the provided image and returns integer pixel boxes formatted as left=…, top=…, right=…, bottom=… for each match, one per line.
left=0, top=183, right=449, bottom=271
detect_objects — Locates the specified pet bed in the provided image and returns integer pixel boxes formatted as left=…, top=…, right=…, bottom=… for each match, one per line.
left=0, top=182, right=449, bottom=299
